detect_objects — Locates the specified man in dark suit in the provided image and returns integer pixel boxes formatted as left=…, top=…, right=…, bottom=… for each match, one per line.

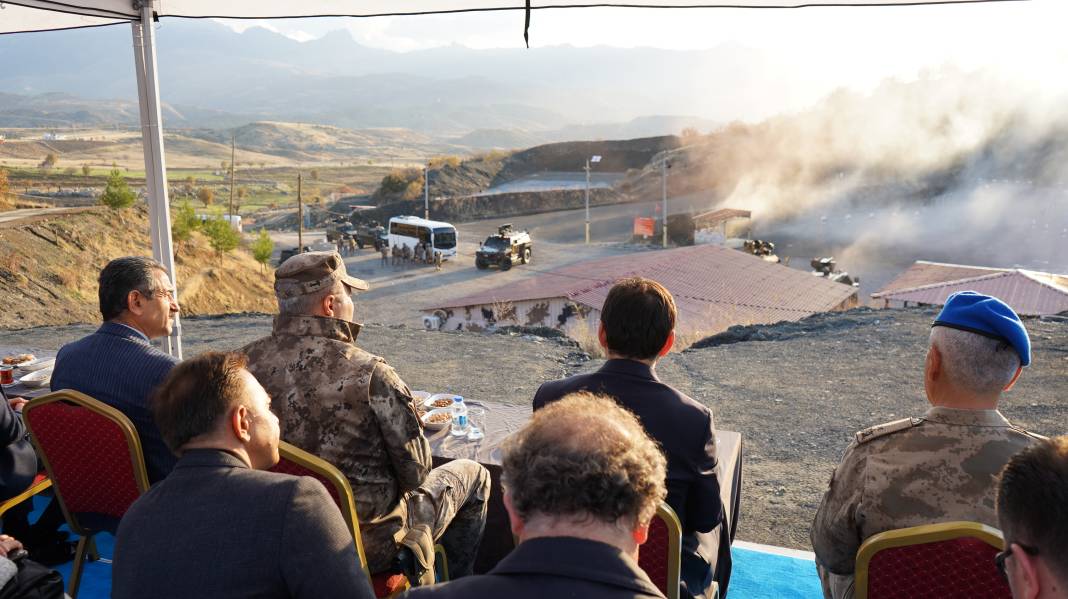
left=533, top=277, right=727, bottom=599
left=113, top=351, right=374, bottom=599
left=51, top=256, right=181, bottom=482
left=405, top=392, right=668, bottom=599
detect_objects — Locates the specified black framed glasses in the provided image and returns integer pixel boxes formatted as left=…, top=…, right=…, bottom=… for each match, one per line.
left=994, top=542, right=1040, bottom=581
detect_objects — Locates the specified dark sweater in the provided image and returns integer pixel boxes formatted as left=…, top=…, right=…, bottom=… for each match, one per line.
left=51, top=322, right=179, bottom=482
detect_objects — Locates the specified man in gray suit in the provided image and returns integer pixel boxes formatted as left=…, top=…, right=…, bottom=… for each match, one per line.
left=113, top=351, right=374, bottom=599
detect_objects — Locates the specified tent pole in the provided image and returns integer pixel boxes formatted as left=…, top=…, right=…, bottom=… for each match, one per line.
left=132, top=2, right=182, bottom=359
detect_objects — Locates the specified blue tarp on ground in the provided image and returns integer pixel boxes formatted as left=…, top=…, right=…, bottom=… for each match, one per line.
left=33, top=496, right=823, bottom=599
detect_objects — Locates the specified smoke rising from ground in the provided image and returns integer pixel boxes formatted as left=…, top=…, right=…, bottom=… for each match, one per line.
left=670, top=67, right=1068, bottom=290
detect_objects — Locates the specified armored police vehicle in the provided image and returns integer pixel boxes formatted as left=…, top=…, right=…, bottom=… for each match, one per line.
left=476, top=224, right=532, bottom=271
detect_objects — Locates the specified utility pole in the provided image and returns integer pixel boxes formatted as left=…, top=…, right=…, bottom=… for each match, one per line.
left=661, top=159, right=669, bottom=248
left=297, top=172, right=304, bottom=252
left=585, top=155, right=601, bottom=245
left=228, top=134, right=235, bottom=220
left=424, top=163, right=429, bottom=220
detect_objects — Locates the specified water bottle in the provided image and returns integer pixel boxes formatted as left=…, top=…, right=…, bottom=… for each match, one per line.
left=450, top=395, right=469, bottom=437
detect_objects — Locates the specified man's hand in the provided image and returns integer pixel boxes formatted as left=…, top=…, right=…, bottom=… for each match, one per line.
left=7, top=397, right=28, bottom=413
left=0, top=535, right=23, bottom=558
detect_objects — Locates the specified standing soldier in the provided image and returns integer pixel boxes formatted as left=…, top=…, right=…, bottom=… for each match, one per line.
left=391, top=244, right=399, bottom=267
left=346, top=236, right=356, bottom=256
left=336, top=236, right=345, bottom=256
left=402, top=244, right=412, bottom=267
left=380, top=242, right=389, bottom=267
left=414, top=242, right=424, bottom=265
left=434, top=249, right=443, bottom=271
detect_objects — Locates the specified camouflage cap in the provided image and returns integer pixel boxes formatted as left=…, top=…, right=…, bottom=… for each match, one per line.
left=274, top=250, right=368, bottom=299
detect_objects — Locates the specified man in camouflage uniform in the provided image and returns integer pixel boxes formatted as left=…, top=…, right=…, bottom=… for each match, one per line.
left=380, top=243, right=389, bottom=267
left=812, top=292, right=1045, bottom=599
left=241, top=251, right=490, bottom=580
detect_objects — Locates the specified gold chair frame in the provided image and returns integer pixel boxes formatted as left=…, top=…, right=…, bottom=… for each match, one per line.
left=23, top=390, right=150, bottom=598
left=854, top=521, right=1006, bottom=599
left=650, top=501, right=683, bottom=599
left=0, top=475, right=52, bottom=518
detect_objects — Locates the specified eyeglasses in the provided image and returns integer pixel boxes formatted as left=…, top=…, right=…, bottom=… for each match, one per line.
left=140, top=288, right=176, bottom=301
left=994, top=542, right=1040, bottom=581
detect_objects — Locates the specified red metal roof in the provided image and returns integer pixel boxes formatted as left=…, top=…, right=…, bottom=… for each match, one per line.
left=874, top=269, right=1068, bottom=316
left=872, top=261, right=1008, bottom=297
left=428, top=244, right=858, bottom=338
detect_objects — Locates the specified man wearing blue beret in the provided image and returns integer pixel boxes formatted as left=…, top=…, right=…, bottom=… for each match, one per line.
left=811, top=291, right=1046, bottom=599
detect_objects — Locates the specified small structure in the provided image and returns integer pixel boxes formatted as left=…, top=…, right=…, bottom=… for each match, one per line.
left=693, top=208, right=752, bottom=245
left=872, top=261, right=1068, bottom=315
left=422, top=244, right=859, bottom=340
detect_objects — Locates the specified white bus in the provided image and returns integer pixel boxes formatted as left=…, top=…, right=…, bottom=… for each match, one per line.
left=387, top=215, right=458, bottom=259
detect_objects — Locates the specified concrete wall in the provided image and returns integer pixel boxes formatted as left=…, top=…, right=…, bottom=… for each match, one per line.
left=426, top=297, right=598, bottom=337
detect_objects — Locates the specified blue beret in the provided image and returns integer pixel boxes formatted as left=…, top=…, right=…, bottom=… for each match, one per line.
left=932, top=291, right=1031, bottom=367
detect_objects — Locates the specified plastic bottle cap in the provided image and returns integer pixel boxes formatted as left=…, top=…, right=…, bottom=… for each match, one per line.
left=454, top=395, right=463, bottom=402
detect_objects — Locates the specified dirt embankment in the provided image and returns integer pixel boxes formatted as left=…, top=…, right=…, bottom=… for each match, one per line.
left=0, top=205, right=277, bottom=329
left=355, top=188, right=623, bottom=225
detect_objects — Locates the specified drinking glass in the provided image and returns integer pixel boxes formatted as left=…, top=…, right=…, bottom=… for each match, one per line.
left=467, top=406, right=486, bottom=441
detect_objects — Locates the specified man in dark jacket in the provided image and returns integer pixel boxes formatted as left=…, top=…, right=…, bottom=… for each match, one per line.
left=113, top=351, right=374, bottom=599
left=51, top=256, right=180, bottom=482
left=533, top=277, right=727, bottom=598
left=405, top=392, right=668, bottom=599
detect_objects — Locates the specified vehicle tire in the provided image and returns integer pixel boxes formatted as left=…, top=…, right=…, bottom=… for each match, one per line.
left=476, top=260, right=487, bottom=270
left=357, top=240, right=364, bottom=249
left=522, top=247, right=531, bottom=264
left=501, top=257, right=512, bottom=271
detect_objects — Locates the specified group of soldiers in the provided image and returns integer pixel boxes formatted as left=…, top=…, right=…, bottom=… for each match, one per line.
left=383, top=241, right=442, bottom=270
left=335, top=235, right=358, bottom=257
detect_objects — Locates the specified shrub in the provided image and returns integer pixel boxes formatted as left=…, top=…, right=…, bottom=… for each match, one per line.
left=99, top=169, right=136, bottom=210
left=171, top=201, right=200, bottom=255
left=202, top=217, right=240, bottom=257
left=251, top=229, right=274, bottom=272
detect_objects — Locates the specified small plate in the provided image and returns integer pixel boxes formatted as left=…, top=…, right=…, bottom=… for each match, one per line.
left=411, top=390, right=431, bottom=403
left=17, top=368, right=52, bottom=388
left=18, top=357, right=55, bottom=372
left=423, top=394, right=456, bottom=410
left=420, top=408, right=453, bottom=431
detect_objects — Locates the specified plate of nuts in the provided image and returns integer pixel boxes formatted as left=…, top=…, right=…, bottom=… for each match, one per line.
left=422, top=394, right=456, bottom=410
left=420, top=408, right=453, bottom=431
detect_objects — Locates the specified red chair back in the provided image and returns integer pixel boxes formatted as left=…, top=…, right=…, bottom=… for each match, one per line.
left=867, top=537, right=1010, bottom=599
left=270, top=452, right=343, bottom=506
left=857, top=522, right=1011, bottom=599
left=638, top=502, right=682, bottom=599
left=23, top=390, right=149, bottom=534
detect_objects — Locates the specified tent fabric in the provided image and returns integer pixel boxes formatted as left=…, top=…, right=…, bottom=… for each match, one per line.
left=0, top=0, right=1026, bottom=35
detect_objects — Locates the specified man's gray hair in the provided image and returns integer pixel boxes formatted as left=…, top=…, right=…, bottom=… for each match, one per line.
left=930, top=326, right=1021, bottom=395
left=277, top=279, right=345, bottom=316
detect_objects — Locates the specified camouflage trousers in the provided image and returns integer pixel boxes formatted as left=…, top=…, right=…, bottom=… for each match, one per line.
left=405, top=459, right=491, bottom=579
left=817, top=564, right=855, bottom=599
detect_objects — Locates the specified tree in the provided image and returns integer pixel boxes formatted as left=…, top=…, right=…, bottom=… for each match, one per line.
left=202, top=217, right=240, bottom=258
left=81, top=164, right=91, bottom=176
left=251, top=228, right=274, bottom=272
left=310, top=169, right=320, bottom=181
left=39, top=153, right=57, bottom=170
left=171, top=201, right=200, bottom=256
left=197, top=187, right=214, bottom=207
left=0, top=168, right=10, bottom=206
left=99, top=169, right=136, bottom=210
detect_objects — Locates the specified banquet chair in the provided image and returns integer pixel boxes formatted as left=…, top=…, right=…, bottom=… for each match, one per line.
left=639, top=502, right=684, bottom=599
left=855, top=521, right=1011, bottom=599
left=0, top=471, right=52, bottom=518
left=23, top=390, right=150, bottom=598
left=269, top=441, right=448, bottom=597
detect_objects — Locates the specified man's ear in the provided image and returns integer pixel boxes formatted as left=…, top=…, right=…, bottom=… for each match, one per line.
left=926, top=343, right=942, bottom=383
left=597, top=322, right=609, bottom=350
left=126, top=290, right=145, bottom=316
left=503, top=491, right=524, bottom=540
left=1003, top=366, right=1023, bottom=392
left=633, top=523, right=650, bottom=546
left=658, top=330, right=675, bottom=357
left=231, top=404, right=252, bottom=443
left=1011, top=543, right=1042, bottom=599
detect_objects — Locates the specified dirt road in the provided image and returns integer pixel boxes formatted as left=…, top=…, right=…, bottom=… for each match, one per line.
left=0, top=206, right=96, bottom=227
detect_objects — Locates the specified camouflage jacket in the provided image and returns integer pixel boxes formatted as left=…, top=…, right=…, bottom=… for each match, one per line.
left=241, top=315, right=432, bottom=572
left=811, top=406, right=1043, bottom=577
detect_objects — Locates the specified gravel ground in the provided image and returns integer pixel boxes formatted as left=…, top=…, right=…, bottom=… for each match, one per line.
left=4, top=307, right=1065, bottom=551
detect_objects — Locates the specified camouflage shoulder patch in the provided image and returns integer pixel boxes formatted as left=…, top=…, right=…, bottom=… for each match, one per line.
left=855, top=417, right=924, bottom=445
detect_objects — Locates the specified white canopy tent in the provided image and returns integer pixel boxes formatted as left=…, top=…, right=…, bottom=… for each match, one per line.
left=0, top=0, right=1020, bottom=356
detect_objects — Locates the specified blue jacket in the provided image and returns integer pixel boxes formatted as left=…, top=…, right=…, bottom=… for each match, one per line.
left=51, top=322, right=179, bottom=482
